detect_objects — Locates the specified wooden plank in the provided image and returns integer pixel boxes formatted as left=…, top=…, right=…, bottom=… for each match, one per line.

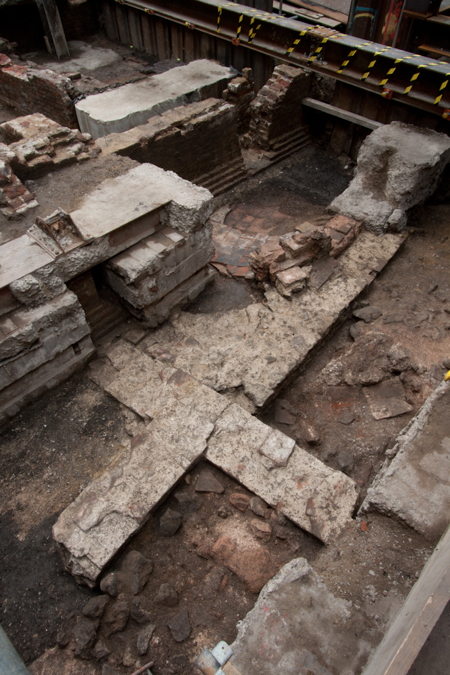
left=140, top=13, right=155, bottom=54
left=115, top=5, right=131, bottom=46
left=35, top=0, right=70, bottom=59
left=273, top=1, right=342, bottom=28
left=418, top=43, right=450, bottom=58
left=286, top=0, right=348, bottom=23
left=303, top=97, right=382, bottom=129
left=363, top=526, right=450, bottom=675
left=128, top=9, right=144, bottom=51
left=101, top=1, right=119, bottom=42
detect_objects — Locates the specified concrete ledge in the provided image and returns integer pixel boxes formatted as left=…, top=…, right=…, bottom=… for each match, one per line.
left=75, top=60, right=235, bottom=138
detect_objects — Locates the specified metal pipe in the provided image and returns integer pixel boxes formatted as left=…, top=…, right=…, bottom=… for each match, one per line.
left=0, top=626, right=29, bottom=675
left=109, top=0, right=450, bottom=118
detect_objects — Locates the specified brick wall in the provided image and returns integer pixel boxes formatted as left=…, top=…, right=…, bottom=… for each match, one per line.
left=0, top=54, right=77, bottom=127
left=98, top=98, right=247, bottom=194
left=249, top=64, right=311, bottom=150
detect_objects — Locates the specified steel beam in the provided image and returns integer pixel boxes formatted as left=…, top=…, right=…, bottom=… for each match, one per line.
left=111, top=0, right=450, bottom=118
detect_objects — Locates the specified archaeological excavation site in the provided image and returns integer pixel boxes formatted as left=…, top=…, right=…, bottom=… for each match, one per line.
left=0, top=0, right=449, bottom=673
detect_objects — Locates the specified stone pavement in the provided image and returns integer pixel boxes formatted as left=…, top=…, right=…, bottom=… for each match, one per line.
left=143, top=229, right=405, bottom=411
left=53, top=341, right=357, bottom=586
left=362, top=380, right=450, bottom=540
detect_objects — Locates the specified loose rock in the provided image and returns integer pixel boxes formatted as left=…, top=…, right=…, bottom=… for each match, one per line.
left=194, top=469, right=225, bottom=494
left=250, top=519, right=272, bottom=542
left=137, top=624, right=156, bottom=656
left=120, top=550, right=153, bottom=594
left=211, top=533, right=276, bottom=593
left=353, top=306, right=382, bottom=323
left=130, top=599, right=153, bottom=625
left=229, top=493, right=250, bottom=512
left=301, top=421, right=321, bottom=446
left=99, top=572, right=120, bottom=598
left=159, top=508, right=183, bottom=536
left=168, top=608, right=191, bottom=642
left=92, top=639, right=110, bottom=661
left=249, top=496, right=270, bottom=519
left=72, top=617, right=99, bottom=658
left=102, top=594, right=130, bottom=637
left=82, top=595, right=109, bottom=619
left=155, top=583, right=179, bottom=607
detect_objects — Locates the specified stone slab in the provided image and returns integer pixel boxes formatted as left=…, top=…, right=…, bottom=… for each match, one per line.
left=70, top=163, right=213, bottom=240
left=331, top=122, right=450, bottom=232
left=229, top=557, right=374, bottom=675
left=363, top=378, right=413, bottom=420
left=130, top=266, right=216, bottom=328
left=75, top=60, right=234, bottom=138
left=142, top=230, right=405, bottom=410
left=0, top=234, right=54, bottom=289
left=55, top=341, right=358, bottom=584
left=53, top=408, right=215, bottom=586
left=0, top=335, right=94, bottom=424
left=206, top=404, right=357, bottom=544
left=362, top=381, right=450, bottom=540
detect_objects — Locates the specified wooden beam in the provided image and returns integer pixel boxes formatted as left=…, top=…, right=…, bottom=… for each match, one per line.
left=302, top=97, right=382, bottom=129
left=35, top=0, right=70, bottom=59
left=363, top=526, right=450, bottom=675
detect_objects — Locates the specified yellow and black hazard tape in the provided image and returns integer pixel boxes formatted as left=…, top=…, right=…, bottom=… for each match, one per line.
left=308, top=36, right=330, bottom=63
left=360, top=46, right=391, bottom=81
left=235, top=13, right=244, bottom=42
left=336, top=42, right=370, bottom=75
left=247, top=17, right=262, bottom=44
left=217, top=6, right=223, bottom=33
left=284, top=26, right=316, bottom=57
left=403, top=63, right=427, bottom=94
left=435, top=73, right=450, bottom=105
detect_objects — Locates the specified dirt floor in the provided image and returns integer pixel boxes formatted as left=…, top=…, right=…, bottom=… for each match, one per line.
left=1, top=143, right=448, bottom=673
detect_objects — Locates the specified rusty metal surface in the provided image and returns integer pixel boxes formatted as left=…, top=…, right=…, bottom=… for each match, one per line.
left=111, top=0, right=450, bottom=118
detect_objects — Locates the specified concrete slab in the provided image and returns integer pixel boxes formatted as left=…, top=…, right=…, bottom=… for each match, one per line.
left=45, top=40, right=122, bottom=73
left=362, top=381, right=450, bottom=540
left=75, top=60, right=235, bottom=138
left=70, top=163, right=212, bottom=240
left=229, top=557, right=374, bottom=675
left=0, top=234, right=54, bottom=289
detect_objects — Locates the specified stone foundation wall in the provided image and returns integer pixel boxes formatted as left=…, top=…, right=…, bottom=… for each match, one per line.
left=0, top=53, right=77, bottom=127
left=0, top=163, right=214, bottom=423
left=98, top=98, right=247, bottom=195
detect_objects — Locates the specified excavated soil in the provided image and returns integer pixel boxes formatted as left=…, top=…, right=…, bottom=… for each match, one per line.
left=0, top=153, right=449, bottom=673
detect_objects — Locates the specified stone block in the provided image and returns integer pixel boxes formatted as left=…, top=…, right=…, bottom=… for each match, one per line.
left=106, top=228, right=213, bottom=310
left=331, top=122, right=450, bottom=232
left=75, top=60, right=235, bottom=138
left=206, top=404, right=357, bottom=543
left=53, top=408, right=214, bottom=585
left=0, top=335, right=94, bottom=424
left=229, top=558, right=373, bottom=675
left=362, top=381, right=450, bottom=540
left=130, top=267, right=215, bottom=328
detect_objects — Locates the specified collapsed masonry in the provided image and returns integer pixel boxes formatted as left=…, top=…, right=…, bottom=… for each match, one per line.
left=0, top=112, right=98, bottom=218
left=0, top=163, right=214, bottom=424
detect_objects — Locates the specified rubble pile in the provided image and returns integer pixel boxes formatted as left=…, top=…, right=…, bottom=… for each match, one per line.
left=250, top=214, right=361, bottom=297
left=0, top=112, right=99, bottom=178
